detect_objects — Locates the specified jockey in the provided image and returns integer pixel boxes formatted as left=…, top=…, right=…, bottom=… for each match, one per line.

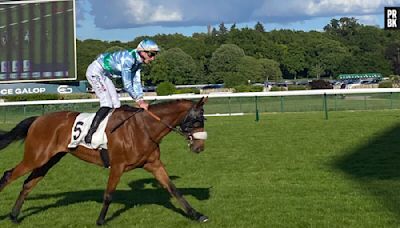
left=85, top=39, right=160, bottom=144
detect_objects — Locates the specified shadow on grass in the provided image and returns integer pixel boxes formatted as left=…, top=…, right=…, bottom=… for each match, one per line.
left=0, top=176, right=210, bottom=223
left=334, top=123, right=400, bottom=218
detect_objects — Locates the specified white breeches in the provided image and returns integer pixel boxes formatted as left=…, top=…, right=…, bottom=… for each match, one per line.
left=86, top=61, right=121, bottom=108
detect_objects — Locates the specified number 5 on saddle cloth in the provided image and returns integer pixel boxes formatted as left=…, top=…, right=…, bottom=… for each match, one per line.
left=68, top=112, right=112, bottom=168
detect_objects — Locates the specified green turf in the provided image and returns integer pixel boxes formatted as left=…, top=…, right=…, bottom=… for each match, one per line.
left=0, top=110, right=400, bottom=227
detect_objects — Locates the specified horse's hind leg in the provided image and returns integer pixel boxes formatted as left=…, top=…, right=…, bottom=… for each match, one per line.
left=0, top=161, right=36, bottom=193
left=9, top=152, right=67, bottom=223
left=144, top=160, right=208, bottom=222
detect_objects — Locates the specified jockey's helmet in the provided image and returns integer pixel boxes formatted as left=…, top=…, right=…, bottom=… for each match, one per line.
left=136, top=39, right=160, bottom=53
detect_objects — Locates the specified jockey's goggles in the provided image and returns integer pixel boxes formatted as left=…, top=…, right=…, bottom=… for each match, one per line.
left=146, top=51, right=159, bottom=57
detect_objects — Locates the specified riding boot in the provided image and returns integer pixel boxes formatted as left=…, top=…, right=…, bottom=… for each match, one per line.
left=85, top=107, right=111, bottom=144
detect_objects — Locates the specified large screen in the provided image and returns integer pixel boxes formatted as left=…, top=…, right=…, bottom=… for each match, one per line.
left=0, top=0, right=76, bottom=83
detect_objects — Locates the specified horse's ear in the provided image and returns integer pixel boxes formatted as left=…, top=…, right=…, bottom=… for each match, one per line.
left=196, top=96, right=208, bottom=107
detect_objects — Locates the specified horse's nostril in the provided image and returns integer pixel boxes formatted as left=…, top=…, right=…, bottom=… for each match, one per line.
left=193, top=147, right=204, bottom=153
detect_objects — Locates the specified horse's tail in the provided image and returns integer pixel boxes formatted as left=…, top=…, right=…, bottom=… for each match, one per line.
left=0, top=116, right=38, bottom=150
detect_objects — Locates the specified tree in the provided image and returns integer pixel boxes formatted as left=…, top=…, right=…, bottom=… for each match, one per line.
left=254, top=22, right=265, bottom=32
left=150, top=48, right=200, bottom=85
left=211, top=28, right=218, bottom=37
left=104, top=45, right=124, bottom=53
left=281, top=44, right=306, bottom=80
left=76, top=39, right=110, bottom=80
left=156, top=81, right=175, bottom=95
left=323, top=17, right=361, bottom=37
left=304, top=37, right=350, bottom=78
left=230, top=23, right=238, bottom=31
left=219, top=22, right=228, bottom=36
left=385, top=42, right=400, bottom=75
left=209, top=44, right=245, bottom=83
left=233, top=56, right=263, bottom=86
left=309, top=62, right=324, bottom=79
left=258, top=58, right=282, bottom=82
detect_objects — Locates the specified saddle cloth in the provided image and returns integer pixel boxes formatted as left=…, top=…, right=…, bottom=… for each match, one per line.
left=67, top=112, right=112, bottom=150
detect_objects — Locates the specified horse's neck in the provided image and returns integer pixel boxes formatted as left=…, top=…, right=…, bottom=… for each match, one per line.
left=152, top=102, right=190, bottom=126
left=148, top=102, right=191, bottom=140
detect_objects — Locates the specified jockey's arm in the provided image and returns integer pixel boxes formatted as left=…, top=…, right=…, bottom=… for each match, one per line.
left=121, top=67, right=147, bottom=109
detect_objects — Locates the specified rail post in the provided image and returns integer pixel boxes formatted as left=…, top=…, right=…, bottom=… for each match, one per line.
left=255, top=96, right=259, bottom=122
left=323, top=93, right=328, bottom=120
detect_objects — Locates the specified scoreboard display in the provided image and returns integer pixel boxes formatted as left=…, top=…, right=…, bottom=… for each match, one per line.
left=0, top=0, right=76, bottom=83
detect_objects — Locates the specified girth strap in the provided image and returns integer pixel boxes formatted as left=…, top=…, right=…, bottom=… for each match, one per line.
left=99, top=148, right=110, bottom=168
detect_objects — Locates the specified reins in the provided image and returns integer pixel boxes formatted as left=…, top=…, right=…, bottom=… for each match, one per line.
left=110, top=107, right=186, bottom=137
left=110, top=108, right=142, bottom=133
left=144, top=109, right=187, bottom=137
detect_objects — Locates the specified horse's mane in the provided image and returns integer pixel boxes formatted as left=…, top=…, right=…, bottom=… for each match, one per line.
left=150, top=99, right=193, bottom=109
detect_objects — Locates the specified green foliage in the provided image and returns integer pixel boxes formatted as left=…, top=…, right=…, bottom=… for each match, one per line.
left=76, top=18, right=400, bottom=84
left=254, top=22, right=265, bottom=32
left=236, top=56, right=264, bottom=84
left=209, top=44, right=245, bottom=83
left=150, top=48, right=200, bottom=85
left=281, top=44, right=307, bottom=79
left=223, top=72, right=247, bottom=88
left=323, top=17, right=361, bottom=37
left=309, top=63, right=324, bottom=79
left=156, top=82, right=176, bottom=95
left=59, top=93, right=93, bottom=100
left=104, top=46, right=125, bottom=53
left=270, top=86, right=286, bottom=91
left=218, top=22, right=228, bottom=36
left=173, top=88, right=200, bottom=94
left=2, top=93, right=92, bottom=101
left=378, top=81, right=393, bottom=88
left=3, top=93, right=59, bottom=101
left=233, top=85, right=263, bottom=92
left=258, top=58, right=282, bottom=82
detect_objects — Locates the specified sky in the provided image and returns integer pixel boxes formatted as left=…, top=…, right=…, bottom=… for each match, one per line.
left=76, top=0, right=400, bottom=42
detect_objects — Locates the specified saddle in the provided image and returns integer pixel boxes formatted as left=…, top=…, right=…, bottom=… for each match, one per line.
left=68, top=112, right=112, bottom=168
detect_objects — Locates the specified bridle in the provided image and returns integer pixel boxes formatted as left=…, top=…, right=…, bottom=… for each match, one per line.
left=145, top=105, right=207, bottom=146
left=111, top=103, right=208, bottom=147
left=178, top=106, right=208, bottom=146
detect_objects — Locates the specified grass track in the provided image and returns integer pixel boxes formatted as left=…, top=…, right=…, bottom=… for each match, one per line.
left=0, top=110, right=400, bottom=227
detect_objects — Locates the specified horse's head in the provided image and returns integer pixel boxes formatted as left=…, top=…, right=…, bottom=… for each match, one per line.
left=179, top=97, right=208, bottom=153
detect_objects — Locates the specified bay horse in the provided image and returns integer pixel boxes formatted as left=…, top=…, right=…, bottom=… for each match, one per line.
left=0, top=97, right=209, bottom=225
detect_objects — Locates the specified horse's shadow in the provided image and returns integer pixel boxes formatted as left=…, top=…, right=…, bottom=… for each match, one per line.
left=333, top=124, right=400, bottom=218
left=1, top=176, right=210, bottom=223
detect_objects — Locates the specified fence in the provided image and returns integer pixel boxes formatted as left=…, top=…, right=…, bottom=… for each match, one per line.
left=2, top=88, right=400, bottom=123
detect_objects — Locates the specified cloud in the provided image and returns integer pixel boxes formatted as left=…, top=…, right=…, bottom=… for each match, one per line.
left=80, top=0, right=400, bottom=28
left=356, top=15, right=380, bottom=25
left=123, top=0, right=183, bottom=25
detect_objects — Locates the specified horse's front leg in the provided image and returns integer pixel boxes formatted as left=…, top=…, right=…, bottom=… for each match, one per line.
left=96, top=165, right=124, bottom=226
left=144, top=160, right=208, bottom=222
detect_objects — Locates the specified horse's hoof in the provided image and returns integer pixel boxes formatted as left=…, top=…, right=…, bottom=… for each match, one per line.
left=198, top=215, right=209, bottom=223
left=9, top=214, right=19, bottom=224
left=96, top=219, right=105, bottom=226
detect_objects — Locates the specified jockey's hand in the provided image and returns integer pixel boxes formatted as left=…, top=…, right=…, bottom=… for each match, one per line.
left=137, top=99, right=149, bottom=110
